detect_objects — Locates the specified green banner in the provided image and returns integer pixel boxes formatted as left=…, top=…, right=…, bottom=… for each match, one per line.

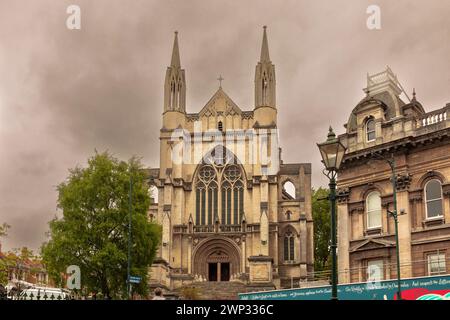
left=239, top=275, right=450, bottom=300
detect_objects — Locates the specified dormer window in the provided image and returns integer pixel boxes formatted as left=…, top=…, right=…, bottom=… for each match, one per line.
left=218, top=121, right=223, bottom=132
left=366, top=118, right=376, bottom=142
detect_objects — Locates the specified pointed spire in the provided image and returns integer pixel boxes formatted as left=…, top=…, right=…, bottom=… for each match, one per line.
left=170, top=31, right=181, bottom=68
left=260, top=26, right=271, bottom=62
left=412, top=88, right=416, bottom=101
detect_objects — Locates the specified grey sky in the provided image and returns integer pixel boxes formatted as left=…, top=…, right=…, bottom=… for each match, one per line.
left=0, top=0, right=448, bottom=252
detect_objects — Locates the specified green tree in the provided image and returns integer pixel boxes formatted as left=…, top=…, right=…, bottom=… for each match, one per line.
left=41, top=151, right=161, bottom=299
left=0, top=223, right=11, bottom=285
left=0, top=223, right=10, bottom=238
left=13, top=246, right=35, bottom=261
left=312, top=187, right=331, bottom=273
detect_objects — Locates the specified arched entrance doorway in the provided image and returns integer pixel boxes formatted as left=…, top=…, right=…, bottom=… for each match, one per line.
left=192, top=237, right=240, bottom=282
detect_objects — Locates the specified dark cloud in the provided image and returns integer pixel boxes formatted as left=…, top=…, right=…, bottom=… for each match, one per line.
left=0, top=0, right=448, bottom=251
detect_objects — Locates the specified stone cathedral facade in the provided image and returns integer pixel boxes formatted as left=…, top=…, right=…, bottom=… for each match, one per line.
left=147, top=27, right=314, bottom=291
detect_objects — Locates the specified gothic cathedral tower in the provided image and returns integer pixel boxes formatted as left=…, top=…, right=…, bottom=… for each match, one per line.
left=148, top=28, right=314, bottom=294
left=254, top=26, right=277, bottom=128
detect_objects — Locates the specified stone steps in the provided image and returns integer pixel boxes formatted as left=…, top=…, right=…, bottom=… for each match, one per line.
left=176, top=281, right=248, bottom=300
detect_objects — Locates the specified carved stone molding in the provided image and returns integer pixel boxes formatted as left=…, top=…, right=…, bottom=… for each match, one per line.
left=348, top=201, right=364, bottom=214
left=337, top=187, right=350, bottom=203
left=381, top=195, right=393, bottom=208
left=173, top=178, right=183, bottom=187
left=396, top=173, right=412, bottom=191
left=409, top=190, right=423, bottom=202
left=443, top=184, right=450, bottom=197
left=260, top=202, right=268, bottom=211
left=418, top=170, right=446, bottom=188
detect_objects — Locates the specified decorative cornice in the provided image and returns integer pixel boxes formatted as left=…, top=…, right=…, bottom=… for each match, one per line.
left=341, top=127, right=450, bottom=165
left=248, top=255, right=273, bottom=262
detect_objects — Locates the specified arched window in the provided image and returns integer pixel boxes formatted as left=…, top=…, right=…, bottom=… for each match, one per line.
left=195, top=148, right=244, bottom=226
left=425, top=179, right=443, bottom=219
left=170, top=79, right=176, bottom=109
left=366, top=118, right=376, bottom=142
left=218, top=121, right=223, bottom=132
left=196, top=166, right=217, bottom=225
left=282, top=181, right=296, bottom=200
left=285, top=211, right=292, bottom=220
left=284, top=231, right=295, bottom=261
left=366, top=191, right=382, bottom=229
left=148, top=185, right=158, bottom=204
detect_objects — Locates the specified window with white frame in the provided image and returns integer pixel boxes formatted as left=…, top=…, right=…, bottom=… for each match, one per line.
left=425, top=179, right=443, bottom=219
left=366, top=118, right=376, bottom=142
left=367, top=259, right=384, bottom=282
left=427, top=252, right=446, bottom=275
left=366, top=191, right=382, bottom=229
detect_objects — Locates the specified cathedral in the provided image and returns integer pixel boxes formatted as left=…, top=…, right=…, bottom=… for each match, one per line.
left=147, top=27, right=314, bottom=291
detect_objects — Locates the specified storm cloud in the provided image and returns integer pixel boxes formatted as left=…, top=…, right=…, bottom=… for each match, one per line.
left=0, top=0, right=448, bottom=252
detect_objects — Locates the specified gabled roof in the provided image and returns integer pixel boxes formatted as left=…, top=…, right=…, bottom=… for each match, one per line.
left=350, top=238, right=395, bottom=252
left=198, top=87, right=242, bottom=117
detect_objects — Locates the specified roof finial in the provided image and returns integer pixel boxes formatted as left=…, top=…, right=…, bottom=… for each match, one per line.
left=170, top=31, right=181, bottom=68
left=412, top=87, right=416, bottom=100
left=327, top=126, right=336, bottom=141
left=260, top=25, right=271, bottom=62
left=217, top=75, right=224, bottom=88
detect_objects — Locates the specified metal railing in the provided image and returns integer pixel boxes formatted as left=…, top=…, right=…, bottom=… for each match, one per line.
left=302, top=256, right=450, bottom=285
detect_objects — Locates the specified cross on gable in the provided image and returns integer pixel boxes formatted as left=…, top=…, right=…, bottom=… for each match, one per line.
left=217, top=75, right=224, bottom=87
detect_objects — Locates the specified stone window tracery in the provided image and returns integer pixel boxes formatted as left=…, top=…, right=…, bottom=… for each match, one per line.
left=195, top=148, right=244, bottom=226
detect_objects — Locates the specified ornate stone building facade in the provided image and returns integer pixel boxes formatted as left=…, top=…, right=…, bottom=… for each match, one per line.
left=337, top=67, right=450, bottom=284
left=147, top=28, right=314, bottom=290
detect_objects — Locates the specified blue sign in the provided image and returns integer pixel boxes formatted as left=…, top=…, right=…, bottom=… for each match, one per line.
left=129, top=276, right=141, bottom=284
left=239, top=275, right=450, bottom=300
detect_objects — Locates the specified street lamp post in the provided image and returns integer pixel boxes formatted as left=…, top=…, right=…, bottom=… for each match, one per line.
left=370, top=152, right=402, bottom=300
left=127, top=175, right=133, bottom=300
left=317, top=127, right=346, bottom=300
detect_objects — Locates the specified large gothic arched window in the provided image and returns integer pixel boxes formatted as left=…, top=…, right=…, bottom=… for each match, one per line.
left=195, top=148, right=244, bottom=226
